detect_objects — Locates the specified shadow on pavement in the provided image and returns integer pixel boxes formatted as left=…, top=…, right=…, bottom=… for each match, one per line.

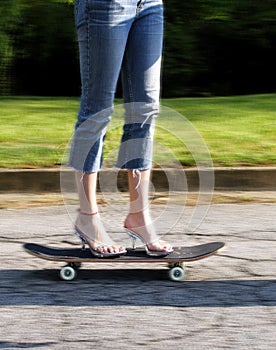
left=0, top=341, right=56, bottom=349
left=0, top=269, right=275, bottom=307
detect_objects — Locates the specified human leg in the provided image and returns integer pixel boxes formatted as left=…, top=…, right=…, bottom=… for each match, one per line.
left=70, top=1, right=136, bottom=256
left=124, top=169, right=173, bottom=255
left=74, top=171, right=126, bottom=256
left=119, top=1, right=173, bottom=254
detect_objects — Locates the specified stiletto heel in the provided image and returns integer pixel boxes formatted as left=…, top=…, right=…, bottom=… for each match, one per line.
left=124, top=227, right=173, bottom=257
left=75, top=230, right=87, bottom=250
left=126, top=229, right=137, bottom=250
left=75, top=210, right=127, bottom=258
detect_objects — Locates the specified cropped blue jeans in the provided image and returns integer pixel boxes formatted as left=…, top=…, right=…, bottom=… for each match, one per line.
left=69, top=0, right=163, bottom=172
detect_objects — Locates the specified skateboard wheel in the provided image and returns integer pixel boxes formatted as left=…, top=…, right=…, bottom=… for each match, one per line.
left=168, top=266, right=185, bottom=282
left=60, top=266, right=77, bottom=281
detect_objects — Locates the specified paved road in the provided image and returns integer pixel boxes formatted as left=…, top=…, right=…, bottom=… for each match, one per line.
left=0, top=195, right=275, bottom=349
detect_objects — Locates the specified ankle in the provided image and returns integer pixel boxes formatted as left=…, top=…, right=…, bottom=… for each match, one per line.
left=76, top=210, right=101, bottom=230
left=125, top=212, right=140, bottom=227
left=125, top=212, right=152, bottom=230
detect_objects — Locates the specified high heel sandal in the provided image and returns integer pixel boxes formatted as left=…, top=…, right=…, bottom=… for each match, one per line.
left=75, top=211, right=126, bottom=258
left=124, top=227, right=173, bottom=257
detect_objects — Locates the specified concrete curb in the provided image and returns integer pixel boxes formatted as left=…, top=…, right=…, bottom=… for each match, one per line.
left=0, top=167, right=275, bottom=192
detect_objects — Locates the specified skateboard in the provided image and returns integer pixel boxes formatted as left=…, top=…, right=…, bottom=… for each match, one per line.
left=23, top=241, right=225, bottom=282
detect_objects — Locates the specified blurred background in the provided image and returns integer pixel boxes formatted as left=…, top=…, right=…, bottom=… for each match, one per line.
left=0, top=0, right=275, bottom=98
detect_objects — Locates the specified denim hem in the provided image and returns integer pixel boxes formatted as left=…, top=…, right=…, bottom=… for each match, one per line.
left=68, top=163, right=151, bottom=173
left=67, top=163, right=100, bottom=174
left=114, top=165, right=151, bottom=171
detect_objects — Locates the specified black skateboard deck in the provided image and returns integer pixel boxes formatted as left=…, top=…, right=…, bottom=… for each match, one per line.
left=23, top=241, right=225, bottom=281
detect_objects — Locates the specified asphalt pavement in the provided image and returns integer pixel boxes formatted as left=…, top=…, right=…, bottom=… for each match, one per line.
left=0, top=193, right=275, bottom=349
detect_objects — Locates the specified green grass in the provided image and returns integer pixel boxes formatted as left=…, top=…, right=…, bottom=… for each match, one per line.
left=0, top=94, right=275, bottom=168
left=161, top=94, right=276, bottom=166
left=0, top=96, right=77, bottom=168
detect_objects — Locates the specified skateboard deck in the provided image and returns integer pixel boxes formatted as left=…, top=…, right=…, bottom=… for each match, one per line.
left=23, top=241, right=225, bottom=281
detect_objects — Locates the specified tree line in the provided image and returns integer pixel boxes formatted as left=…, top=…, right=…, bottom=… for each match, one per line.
left=0, top=0, right=275, bottom=97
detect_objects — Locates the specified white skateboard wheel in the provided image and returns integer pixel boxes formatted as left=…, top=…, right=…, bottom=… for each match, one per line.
left=60, top=265, right=77, bottom=281
left=168, top=266, right=186, bottom=281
